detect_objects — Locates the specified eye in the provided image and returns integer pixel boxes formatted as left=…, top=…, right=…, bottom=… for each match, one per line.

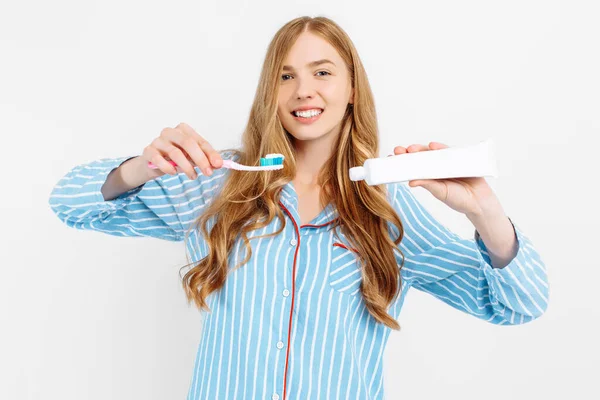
left=281, top=71, right=330, bottom=81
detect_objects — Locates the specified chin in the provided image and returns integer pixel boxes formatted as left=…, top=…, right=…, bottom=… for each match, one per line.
left=284, top=122, right=336, bottom=141
left=286, top=128, right=331, bottom=142
left=294, top=134, right=324, bottom=142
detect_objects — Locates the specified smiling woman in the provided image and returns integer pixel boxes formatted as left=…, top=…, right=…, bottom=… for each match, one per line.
left=277, top=36, right=354, bottom=140
left=47, top=14, right=548, bottom=400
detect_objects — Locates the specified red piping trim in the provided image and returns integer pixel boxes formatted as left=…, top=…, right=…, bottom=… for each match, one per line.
left=300, top=217, right=338, bottom=229
left=278, top=201, right=298, bottom=400
left=333, top=242, right=359, bottom=254
left=277, top=201, right=340, bottom=400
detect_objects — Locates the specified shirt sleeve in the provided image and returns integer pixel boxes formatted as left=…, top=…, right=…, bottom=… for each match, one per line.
left=388, top=182, right=549, bottom=325
left=48, top=151, right=233, bottom=242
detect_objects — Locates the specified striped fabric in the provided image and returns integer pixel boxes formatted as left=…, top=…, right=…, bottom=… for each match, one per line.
left=49, top=152, right=549, bottom=400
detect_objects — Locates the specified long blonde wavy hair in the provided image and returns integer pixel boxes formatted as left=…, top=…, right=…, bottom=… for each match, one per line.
left=180, top=16, right=406, bottom=330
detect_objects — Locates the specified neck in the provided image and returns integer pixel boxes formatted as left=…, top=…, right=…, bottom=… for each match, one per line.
left=293, top=130, right=337, bottom=186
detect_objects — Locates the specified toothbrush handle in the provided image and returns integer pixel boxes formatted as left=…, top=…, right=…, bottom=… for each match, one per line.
left=147, top=159, right=283, bottom=171
left=147, top=160, right=233, bottom=169
left=148, top=160, right=177, bottom=169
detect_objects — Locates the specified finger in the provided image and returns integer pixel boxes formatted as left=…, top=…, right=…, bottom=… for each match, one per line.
left=407, top=144, right=429, bottom=153
left=143, top=145, right=177, bottom=175
left=153, top=136, right=197, bottom=179
left=177, top=133, right=213, bottom=175
left=410, top=179, right=436, bottom=187
left=163, top=127, right=211, bottom=176
left=177, top=123, right=223, bottom=169
left=393, top=146, right=407, bottom=155
left=429, top=141, right=449, bottom=150
left=197, top=138, right=222, bottom=170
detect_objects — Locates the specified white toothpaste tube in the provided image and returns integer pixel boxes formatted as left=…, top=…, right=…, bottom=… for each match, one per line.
left=349, top=138, right=498, bottom=185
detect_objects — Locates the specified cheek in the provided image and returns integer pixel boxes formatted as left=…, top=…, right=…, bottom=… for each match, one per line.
left=321, top=84, right=345, bottom=105
left=277, top=92, right=290, bottom=115
left=277, top=106, right=290, bottom=124
left=276, top=98, right=287, bottom=115
left=276, top=106, right=292, bottom=131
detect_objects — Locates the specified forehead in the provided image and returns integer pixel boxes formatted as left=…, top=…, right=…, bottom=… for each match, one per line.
left=283, top=32, right=342, bottom=68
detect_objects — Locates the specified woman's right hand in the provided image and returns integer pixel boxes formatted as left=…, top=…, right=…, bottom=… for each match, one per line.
left=142, top=122, right=223, bottom=181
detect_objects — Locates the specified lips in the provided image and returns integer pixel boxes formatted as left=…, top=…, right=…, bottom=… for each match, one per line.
left=291, top=109, right=324, bottom=124
left=290, top=108, right=324, bottom=117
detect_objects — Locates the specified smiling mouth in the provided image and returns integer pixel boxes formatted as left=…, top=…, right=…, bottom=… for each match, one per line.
left=291, top=108, right=324, bottom=118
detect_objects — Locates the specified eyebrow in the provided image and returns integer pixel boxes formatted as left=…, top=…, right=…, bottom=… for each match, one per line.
left=282, top=59, right=336, bottom=72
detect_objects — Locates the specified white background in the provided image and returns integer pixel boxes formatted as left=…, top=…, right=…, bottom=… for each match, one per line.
left=1, top=0, right=598, bottom=399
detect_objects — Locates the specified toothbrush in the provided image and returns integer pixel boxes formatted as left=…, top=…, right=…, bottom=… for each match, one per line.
left=147, top=153, right=285, bottom=171
left=349, top=138, right=498, bottom=185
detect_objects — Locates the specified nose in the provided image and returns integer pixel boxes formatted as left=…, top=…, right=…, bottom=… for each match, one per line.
left=294, top=76, right=315, bottom=100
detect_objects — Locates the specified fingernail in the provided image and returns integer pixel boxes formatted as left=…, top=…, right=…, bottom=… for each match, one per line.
left=206, top=168, right=213, bottom=175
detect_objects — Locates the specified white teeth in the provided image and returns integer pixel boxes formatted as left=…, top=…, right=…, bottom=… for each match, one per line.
left=294, top=109, right=322, bottom=118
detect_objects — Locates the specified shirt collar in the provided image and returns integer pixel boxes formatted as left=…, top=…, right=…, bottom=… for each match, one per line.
left=279, top=180, right=339, bottom=229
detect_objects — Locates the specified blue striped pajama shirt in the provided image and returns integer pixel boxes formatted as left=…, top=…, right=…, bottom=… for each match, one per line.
left=48, top=152, right=549, bottom=400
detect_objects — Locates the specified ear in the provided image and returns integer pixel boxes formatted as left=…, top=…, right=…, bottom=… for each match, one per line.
left=349, top=87, right=355, bottom=105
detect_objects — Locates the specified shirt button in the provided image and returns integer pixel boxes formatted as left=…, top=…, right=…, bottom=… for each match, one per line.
left=282, top=289, right=290, bottom=297
left=276, top=341, right=284, bottom=349
left=290, top=238, right=297, bottom=246
left=272, top=394, right=280, bottom=400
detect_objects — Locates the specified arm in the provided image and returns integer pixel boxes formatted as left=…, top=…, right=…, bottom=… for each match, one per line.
left=100, top=155, right=159, bottom=201
left=388, top=182, right=549, bottom=325
left=467, top=209, right=519, bottom=269
left=48, top=151, right=232, bottom=241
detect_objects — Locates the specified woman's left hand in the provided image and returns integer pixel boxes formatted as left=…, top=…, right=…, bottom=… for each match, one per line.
left=393, top=142, right=501, bottom=217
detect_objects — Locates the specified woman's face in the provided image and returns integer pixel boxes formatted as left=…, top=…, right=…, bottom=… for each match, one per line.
left=277, top=31, right=354, bottom=143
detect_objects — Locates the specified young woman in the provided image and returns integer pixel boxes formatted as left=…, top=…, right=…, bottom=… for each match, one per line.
left=49, top=16, right=548, bottom=400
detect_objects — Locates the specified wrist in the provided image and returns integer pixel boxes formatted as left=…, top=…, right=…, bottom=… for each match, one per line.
left=466, top=193, right=505, bottom=221
left=120, top=156, right=162, bottom=187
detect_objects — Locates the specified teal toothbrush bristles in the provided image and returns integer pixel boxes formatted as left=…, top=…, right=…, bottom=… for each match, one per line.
left=260, top=154, right=284, bottom=166
left=260, top=157, right=283, bottom=166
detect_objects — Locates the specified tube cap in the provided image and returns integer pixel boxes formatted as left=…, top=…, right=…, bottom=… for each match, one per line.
left=349, top=166, right=365, bottom=181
